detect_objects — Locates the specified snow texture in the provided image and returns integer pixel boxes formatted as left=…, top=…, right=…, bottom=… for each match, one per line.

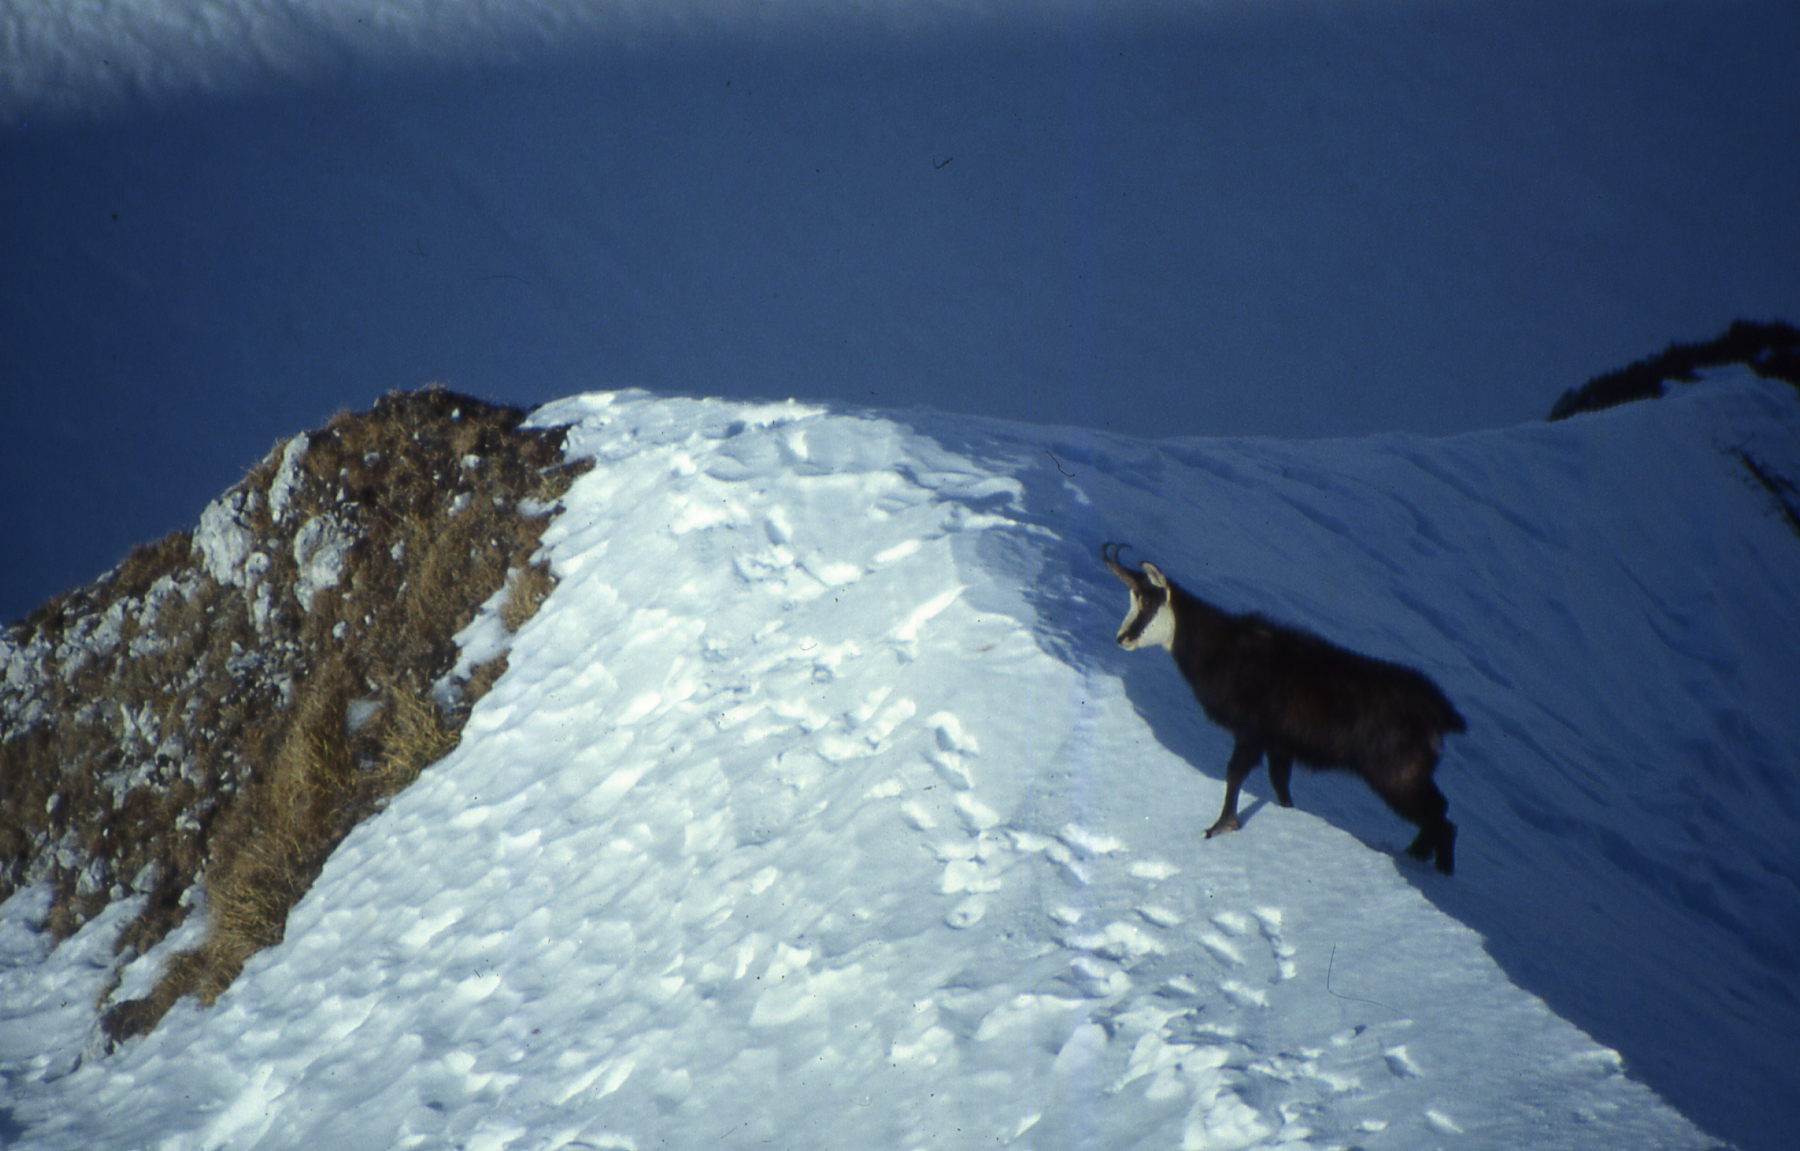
left=6, top=379, right=1796, bottom=1149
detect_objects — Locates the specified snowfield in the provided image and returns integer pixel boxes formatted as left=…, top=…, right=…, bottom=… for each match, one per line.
left=4, top=379, right=1797, bottom=1149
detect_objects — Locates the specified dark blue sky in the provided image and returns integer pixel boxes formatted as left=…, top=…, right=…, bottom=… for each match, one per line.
left=5, top=1, right=1798, bottom=623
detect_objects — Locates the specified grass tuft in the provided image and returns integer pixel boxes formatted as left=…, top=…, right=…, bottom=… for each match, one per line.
left=1, top=386, right=592, bottom=1043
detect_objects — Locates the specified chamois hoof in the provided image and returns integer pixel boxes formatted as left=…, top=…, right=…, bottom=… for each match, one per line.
left=1406, top=823, right=1456, bottom=875
left=1435, top=824, right=1457, bottom=875
left=1204, top=816, right=1240, bottom=839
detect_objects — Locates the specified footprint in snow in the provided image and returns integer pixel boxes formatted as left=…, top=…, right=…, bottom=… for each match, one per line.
left=925, top=711, right=977, bottom=790
left=1253, top=907, right=1298, bottom=982
left=1384, top=1044, right=1424, bottom=1079
left=1207, top=907, right=1295, bottom=984
left=1127, top=857, right=1181, bottom=881
left=944, top=895, right=988, bottom=929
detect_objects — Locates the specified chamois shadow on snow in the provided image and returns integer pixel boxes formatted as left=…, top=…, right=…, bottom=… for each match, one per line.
left=922, top=413, right=1788, bottom=1151
left=936, top=421, right=1466, bottom=872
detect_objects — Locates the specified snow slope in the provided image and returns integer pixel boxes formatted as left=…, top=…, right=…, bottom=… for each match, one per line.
left=4, top=379, right=1797, bottom=1149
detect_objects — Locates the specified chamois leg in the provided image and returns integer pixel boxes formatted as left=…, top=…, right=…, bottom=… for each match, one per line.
left=1267, top=753, right=1295, bottom=808
left=1407, top=820, right=1456, bottom=876
left=1205, top=739, right=1264, bottom=839
left=1373, top=765, right=1456, bottom=875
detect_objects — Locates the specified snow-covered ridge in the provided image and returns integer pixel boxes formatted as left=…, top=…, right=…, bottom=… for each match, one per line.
left=5, top=380, right=1797, bottom=1149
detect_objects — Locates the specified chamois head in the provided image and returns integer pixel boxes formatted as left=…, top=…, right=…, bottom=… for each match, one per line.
left=1102, top=543, right=1176, bottom=651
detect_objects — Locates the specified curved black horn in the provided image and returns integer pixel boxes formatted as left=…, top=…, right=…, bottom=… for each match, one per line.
left=1101, top=541, right=1137, bottom=582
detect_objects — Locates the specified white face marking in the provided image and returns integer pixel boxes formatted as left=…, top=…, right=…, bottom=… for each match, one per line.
left=1117, top=590, right=1177, bottom=651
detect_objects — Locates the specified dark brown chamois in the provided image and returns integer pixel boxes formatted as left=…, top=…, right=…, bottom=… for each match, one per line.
left=1103, top=543, right=1465, bottom=874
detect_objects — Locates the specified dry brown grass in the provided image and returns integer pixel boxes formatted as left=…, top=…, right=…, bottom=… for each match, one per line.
left=0, top=385, right=592, bottom=1044
left=367, top=673, right=464, bottom=794
left=501, top=560, right=557, bottom=633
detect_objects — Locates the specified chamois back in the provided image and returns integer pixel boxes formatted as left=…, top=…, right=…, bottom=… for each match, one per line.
left=1176, top=600, right=1466, bottom=768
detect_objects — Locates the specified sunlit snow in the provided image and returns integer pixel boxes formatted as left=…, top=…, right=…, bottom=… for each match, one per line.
left=5, top=378, right=1795, bottom=1149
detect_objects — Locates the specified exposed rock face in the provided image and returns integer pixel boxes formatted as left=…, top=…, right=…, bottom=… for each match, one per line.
left=0, top=386, right=590, bottom=1039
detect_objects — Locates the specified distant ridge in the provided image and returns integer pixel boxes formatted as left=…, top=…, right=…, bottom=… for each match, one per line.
left=1547, top=318, right=1800, bottom=420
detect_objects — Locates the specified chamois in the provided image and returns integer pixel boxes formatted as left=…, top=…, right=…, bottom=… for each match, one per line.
left=1103, top=543, right=1465, bottom=874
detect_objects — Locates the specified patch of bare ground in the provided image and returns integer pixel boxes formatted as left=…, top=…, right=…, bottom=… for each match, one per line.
left=0, top=386, right=592, bottom=1043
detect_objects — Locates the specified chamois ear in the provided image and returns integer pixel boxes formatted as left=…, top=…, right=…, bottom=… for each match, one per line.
left=1143, top=562, right=1168, bottom=588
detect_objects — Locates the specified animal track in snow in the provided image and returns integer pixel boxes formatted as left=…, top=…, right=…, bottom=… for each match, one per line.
left=1384, top=1045, right=1424, bottom=1079
left=1061, top=920, right=1167, bottom=963
left=1424, top=1108, right=1465, bottom=1135
left=944, top=896, right=988, bottom=930
left=870, top=714, right=1462, bottom=1151
left=1136, top=904, right=1183, bottom=929
left=1058, top=823, right=1125, bottom=857
left=955, top=793, right=1001, bottom=832
left=862, top=697, right=1443, bottom=1148
left=816, top=690, right=917, bottom=764
left=1108, top=929, right=1391, bottom=1151
left=1202, top=909, right=1294, bottom=984
left=906, top=711, right=978, bottom=791
left=1066, top=954, right=1133, bottom=999
left=862, top=708, right=1031, bottom=931
left=1196, top=929, right=1246, bottom=969
left=1127, top=857, right=1180, bottom=881
left=935, top=836, right=1009, bottom=897
left=1253, top=907, right=1298, bottom=981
